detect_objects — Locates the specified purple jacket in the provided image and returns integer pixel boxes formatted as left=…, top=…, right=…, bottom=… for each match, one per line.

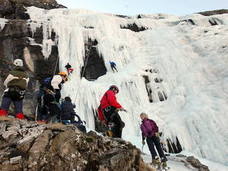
left=140, top=118, right=158, bottom=138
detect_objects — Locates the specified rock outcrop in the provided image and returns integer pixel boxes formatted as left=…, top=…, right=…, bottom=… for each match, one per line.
left=0, top=0, right=65, bottom=19
left=198, top=9, right=228, bottom=16
left=172, top=154, right=210, bottom=171
left=0, top=118, right=150, bottom=171
left=0, top=0, right=63, bottom=118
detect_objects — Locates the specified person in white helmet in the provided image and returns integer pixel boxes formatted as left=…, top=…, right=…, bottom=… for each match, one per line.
left=0, top=59, right=29, bottom=119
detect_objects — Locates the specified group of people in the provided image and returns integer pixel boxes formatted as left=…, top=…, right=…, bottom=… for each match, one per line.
left=97, top=85, right=167, bottom=167
left=0, top=58, right=167, bottom=167
left=36, top=70, right=86, bottom=132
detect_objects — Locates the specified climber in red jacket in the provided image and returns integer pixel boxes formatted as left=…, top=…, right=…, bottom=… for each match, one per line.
left=98, top=85, right=126, bottom=138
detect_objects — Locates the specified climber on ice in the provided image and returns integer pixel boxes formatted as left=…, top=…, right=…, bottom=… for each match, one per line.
left=98, top=85, right=126, bottom=138
left=140, top=113, right=168, bottom=170
left=65, top=63, right=74, bottom=75
left=109, top=61, right=118, bottom=72
left=0, top=59, right=29, bottom=119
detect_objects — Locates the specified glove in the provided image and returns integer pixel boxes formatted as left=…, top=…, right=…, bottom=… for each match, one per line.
left=142, top=140, right=145, bottom=145
left=155, top=132, right=160, bottom=137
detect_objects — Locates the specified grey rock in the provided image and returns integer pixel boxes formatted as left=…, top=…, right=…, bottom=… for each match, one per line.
left=0, top=120, right=148, bottom=171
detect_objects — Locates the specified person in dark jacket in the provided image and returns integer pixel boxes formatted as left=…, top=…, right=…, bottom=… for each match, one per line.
left=37, top=72, right=68, bottom=122
left=0, top=59, right=29, bottom=119
left=60, top=96, right=76, bottom=121
left=109, top=61, right=118, bottom=72
left=60, top=96, right=86, bottom=132
left=65, top=63, right=74, bottom=75
left=140, top=113, right=167, bottom=167
left=98, top=85, right=126, bottom=138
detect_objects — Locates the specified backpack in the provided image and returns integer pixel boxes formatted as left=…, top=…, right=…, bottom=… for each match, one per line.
left=142, top=119, right=158, bottom=137
left=6, top=86, right=25, bottom=101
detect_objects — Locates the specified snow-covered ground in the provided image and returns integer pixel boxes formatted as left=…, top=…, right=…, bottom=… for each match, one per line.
left=26, top=7, right=228, bottom=168
left=143, top=154, right=228, bottom=171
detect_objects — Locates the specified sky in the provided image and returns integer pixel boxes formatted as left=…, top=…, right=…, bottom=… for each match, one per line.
left=57, top=0, right=227, bottom=16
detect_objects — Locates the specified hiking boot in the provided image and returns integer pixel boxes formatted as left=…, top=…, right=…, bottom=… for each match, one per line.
left=106, top=130, right=113, bottom=137
left=161, top=161, right=169, bottom=170
left=0, top=109, right=8, bottom=117
left=161, top=157, right=168, bottom=169
left=15, top=113, right=25, bottom=119
left=152, top=156, right=160, bottom=165
left=161, top=157, right=168, bottom=162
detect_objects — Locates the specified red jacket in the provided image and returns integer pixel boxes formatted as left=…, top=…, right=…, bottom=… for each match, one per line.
left=98, top=90, right=122, bottom=122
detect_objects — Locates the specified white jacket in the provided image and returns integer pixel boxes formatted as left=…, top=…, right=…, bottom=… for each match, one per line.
left=51, top=75, right=63, bottom=90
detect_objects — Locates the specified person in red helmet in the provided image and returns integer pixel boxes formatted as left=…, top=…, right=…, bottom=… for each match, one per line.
left=98, top=85, right=127, bottom=138
left=0, top=59, right=29, bottom=119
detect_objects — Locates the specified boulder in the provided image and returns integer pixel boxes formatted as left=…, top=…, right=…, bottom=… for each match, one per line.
left=0, top=119, right=149, bottom=171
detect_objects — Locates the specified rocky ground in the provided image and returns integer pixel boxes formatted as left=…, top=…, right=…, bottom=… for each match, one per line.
left=0, top=117, right=154, bottom=171
left=0, top=117, right=211, bottom=171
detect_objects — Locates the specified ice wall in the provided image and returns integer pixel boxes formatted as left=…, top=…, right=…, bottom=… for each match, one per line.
left=27, top=7, right=228, bottom=165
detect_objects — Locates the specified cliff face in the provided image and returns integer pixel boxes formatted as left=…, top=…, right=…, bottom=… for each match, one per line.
left=0, top=118, right=150, bottom=171
left=0, top=0, right=63, bottom=117
left=0, top=0, right=108, bottom=118
left=198, top=9, right=228, bottom=16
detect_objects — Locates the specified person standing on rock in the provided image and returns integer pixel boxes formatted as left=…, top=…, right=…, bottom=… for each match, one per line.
left=37, top=72, right=68, bottom=122
left=140, top=113, right=168, bottom=169
left=98, top=85, right=126, bottom=138
left=0, top=59, right=29, bottom=119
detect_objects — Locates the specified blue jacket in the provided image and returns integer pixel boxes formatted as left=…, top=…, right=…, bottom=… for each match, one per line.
left=60, top=101, right=76, bottom=120
left=109, top=61, right=116, bottom=67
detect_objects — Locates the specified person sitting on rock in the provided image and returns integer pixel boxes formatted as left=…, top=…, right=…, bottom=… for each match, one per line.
left=60, top=96, right=77, bottom=122
left=98, top=85, right=126, bottom=138
left=60, top=96, right=86, bottom=132
left=65, top=63, right=74, bottom=75
left=140, top=113, right=167, bottom=168
left=0, top=59, right=29, bottom=119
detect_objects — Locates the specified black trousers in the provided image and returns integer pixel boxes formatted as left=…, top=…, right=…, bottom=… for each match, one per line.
left=146, top=136, right=167, bottom=161
left=103, top=107, right=125, bottom=138
left=111, top=66, right=118, bottom=72
left=37, top=92, right=60, bottom=121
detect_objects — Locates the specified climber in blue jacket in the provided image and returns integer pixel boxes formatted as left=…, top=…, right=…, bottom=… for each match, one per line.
left=109, top=61, right=118, bottom=72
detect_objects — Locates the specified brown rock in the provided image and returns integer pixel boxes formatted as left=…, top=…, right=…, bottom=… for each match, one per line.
left=186, top=156, right=210, bottom=171
left=0, top=120, right=149, bottom=171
